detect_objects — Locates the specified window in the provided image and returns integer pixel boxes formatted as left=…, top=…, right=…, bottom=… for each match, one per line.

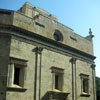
left=55, top=75, right=59, bottom=89
left=14, top=67, right=20, bottom=85
left=80, top=73, right=90, bottom=96
left=53, top=30, right=63, bottom=42
left=51, top=67, right=64, bottom=91
left=54, top=33, right=60, bottom=41
left=7, top=57, right=27, bottom=88
left=83, top=79, right=89, bottom=93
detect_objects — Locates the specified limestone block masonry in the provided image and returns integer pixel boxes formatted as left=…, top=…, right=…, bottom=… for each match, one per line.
left=0, top=2, right=96, bottom=100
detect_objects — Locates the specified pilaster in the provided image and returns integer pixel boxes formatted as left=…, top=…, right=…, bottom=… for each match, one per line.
left=33, top=47, right=43, bottom=100
left=91, top=64, right=96, bottom=100
left=70, top=57, right=77, bottom=100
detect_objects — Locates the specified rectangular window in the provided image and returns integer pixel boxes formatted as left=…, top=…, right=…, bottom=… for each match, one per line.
left=83, top=79, right=89, bottom=93
left=14, top=67, right=20, bottom=85
left=55, top=75, right=59, bottom=89
left=7, top=57, right=27, bottom=88
left=51, top=67, right=64, bottom=91
left=80, top=73, right=90, bottom=97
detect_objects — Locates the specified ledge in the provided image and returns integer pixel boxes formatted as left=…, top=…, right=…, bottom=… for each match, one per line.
left=80, top=93, right=90, bottom=97
left=0, top=25, right=96, bottom=62
left=7, top=87, right=27, bottom=92
left=48, top=90, right=70, bottom=95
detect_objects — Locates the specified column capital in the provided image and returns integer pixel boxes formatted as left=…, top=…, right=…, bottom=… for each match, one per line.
left=70, top=57, right=77, bottom=64
left=91, top=64, right=96, bottom=70
left=35, top=47, right=43, bottom=54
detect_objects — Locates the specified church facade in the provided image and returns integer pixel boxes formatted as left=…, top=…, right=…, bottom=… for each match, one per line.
left=0, top=2, right=96, bottom=100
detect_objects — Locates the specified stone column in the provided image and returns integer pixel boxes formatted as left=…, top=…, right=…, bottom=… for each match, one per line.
left=91, top=64, right=96, bottom=100
left=70, top=57, right=77, bottom=100
left=33, top=47, right=43, bottom=100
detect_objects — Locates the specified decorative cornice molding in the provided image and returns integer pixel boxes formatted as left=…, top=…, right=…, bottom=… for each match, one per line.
left=0, top=25, right=96, bottom=62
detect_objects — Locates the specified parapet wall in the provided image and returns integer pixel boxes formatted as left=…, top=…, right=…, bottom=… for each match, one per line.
left=18, top=2, right=58, bottom=21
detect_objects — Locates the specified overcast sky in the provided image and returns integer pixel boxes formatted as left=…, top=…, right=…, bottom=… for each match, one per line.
left=0, top=0, right=100, bottom=77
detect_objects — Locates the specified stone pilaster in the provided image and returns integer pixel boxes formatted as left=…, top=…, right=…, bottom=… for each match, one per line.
left=70, top=57, right=77, bottom=100
left=33, top=47, right=43, bottom=100
left=91, top=64, right=96, bottom=100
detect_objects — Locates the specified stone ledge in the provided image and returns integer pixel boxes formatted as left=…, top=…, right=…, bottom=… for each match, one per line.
left=80, top=93, right=90, bottom=97
left=7, top=87, right=27, bottom=92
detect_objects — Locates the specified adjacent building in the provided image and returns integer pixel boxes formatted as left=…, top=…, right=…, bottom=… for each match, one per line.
left=0, top=2, right=96, bottom=100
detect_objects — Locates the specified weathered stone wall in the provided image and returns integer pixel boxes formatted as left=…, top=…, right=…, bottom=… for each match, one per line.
left=18, top=2, right=58, bottom=21
left=0, top=34, right=11, bottom=100
left=7, top=38, right=36, bottom=100
left=40, top=49, right=72, bottom=100
left=76, top=60, right=94, bottom=100
left=6, top=37, right=95, bottom=100
left=0, top=3, right=96, bottom=100
left=0, top=3, right=94, bottom=55
left=0, top=9, right=13, bottom=25
left=12, top=11, right=93, bottom=55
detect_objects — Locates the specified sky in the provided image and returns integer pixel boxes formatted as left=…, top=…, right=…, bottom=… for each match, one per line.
left=0, top=0, right=100, bottom=77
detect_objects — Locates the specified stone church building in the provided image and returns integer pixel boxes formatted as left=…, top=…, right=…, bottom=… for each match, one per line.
left=0, top=2, right=96, bottom=100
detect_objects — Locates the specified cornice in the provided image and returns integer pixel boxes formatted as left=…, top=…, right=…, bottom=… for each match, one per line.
left=0, top=25, right=96, bottom=62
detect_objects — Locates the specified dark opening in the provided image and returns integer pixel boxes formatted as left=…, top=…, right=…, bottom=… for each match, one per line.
left=53, top=30, right=63, bottom=42
left=55, top=75, right=59, bottom=89
left=54, top=33, right=60, bottom=41
left=14, top=67, right=20, bottom=85
left=83, top=79, right=88, bottom=93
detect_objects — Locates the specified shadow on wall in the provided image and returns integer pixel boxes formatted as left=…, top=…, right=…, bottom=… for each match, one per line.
left=41, top=91, right=69, bottom=100
left=41, top=92, right=49, bottom=100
